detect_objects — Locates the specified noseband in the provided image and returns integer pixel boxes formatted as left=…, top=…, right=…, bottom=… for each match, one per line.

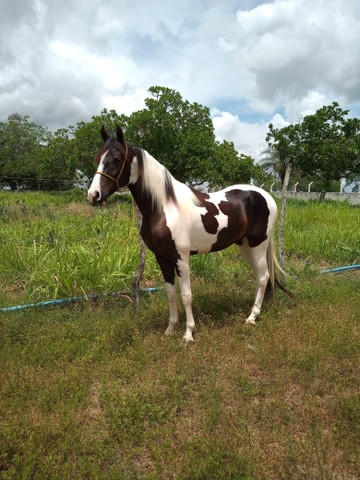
left=96, top=144, right=129, bottom=191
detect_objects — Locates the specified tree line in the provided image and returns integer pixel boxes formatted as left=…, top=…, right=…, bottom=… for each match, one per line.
left=264, top=102, right=360, bottom=192
left=1, top=86, right=359, bottom=192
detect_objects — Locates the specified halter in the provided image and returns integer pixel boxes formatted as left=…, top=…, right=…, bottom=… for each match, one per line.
left=95, top=144, right=129, bottom=191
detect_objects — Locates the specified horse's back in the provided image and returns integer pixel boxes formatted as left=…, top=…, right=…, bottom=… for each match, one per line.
left=165, top=184, right=277, bottom=255
left=210, top=185, right=277, bottom=227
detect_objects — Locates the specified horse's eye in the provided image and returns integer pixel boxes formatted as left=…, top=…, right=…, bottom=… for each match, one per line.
left=105, top=157, right=118, bottom=167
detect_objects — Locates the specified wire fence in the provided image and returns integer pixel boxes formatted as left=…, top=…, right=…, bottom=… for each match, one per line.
left=0, top=176, right=89, bottom=192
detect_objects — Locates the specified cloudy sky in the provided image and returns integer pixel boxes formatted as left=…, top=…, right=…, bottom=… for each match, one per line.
left=1, top=0, right=359, bottom=159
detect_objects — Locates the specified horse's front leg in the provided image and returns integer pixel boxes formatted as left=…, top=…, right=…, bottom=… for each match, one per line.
left=156, top=255, right=178, bottom=336
left=164, top=282, right=178, bottom=336
left=177, top=257, right=195, bottom=343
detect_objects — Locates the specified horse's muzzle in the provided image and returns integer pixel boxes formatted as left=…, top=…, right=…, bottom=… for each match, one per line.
left=87, top=190, right=106, bottom=206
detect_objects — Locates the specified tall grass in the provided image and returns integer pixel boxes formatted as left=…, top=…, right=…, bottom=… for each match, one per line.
left=1, top=193, right=359, bottom=305
left=284, top=199, right=360, bottom=265
left=0, top=192, right=159, bottom=303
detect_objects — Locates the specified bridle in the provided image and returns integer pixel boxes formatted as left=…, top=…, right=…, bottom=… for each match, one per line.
left=95, top=144, right=129, bottom=191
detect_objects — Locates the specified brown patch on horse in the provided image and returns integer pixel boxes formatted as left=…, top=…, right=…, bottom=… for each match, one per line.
left=165, top=170, right=178, bottom=207
left=128, top=177, right=181, bottom=283
left=211, top=189, right=270, bottom=252
left=230, top=190, right=270, bottom=248
left=140, top=210, right=181, bottom=283
left=189, top=188, right=219, bottom=234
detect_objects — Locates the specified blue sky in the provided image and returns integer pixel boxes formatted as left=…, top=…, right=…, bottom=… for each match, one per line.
left=0, top=0, right=359, bottom=159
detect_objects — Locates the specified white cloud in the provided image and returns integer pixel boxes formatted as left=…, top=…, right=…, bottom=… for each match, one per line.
left=212, top=108, right=293, bottom=161
left=102, top=89, right=146, bottom=116
left=212, top=110, right=267, bottom=160
left=284, top=91, right=329, bottom=122
left=234, top=0, right=360, bottom=107
left=0, top=0, right=359, bottom=156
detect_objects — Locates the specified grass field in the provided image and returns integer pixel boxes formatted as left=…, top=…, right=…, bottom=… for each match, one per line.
left=0, top=191, right=359, bottom=479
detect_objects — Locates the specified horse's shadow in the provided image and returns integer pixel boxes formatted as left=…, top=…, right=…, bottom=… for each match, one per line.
left=192, top=285, right=254, bottom=329
left=138, top=283, right=255, bottom=336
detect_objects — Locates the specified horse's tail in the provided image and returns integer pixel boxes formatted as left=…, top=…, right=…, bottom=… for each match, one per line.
left=266, top=234, right=295, bottom=299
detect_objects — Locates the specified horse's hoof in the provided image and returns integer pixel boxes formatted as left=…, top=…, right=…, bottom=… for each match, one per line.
left=183, top=333, right=194, bottom=343
left=245, top=318, right=257, bottom=326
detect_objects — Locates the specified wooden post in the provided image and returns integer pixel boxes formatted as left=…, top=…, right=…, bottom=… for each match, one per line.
left=278, top=162, right=292, bottom=273
left=132, top=203, right=146, bottom=310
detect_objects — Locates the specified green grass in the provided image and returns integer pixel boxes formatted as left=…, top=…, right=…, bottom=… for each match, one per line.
left=0, top=191, right=159, bottom=303
left=284, top=199, right=360, bottom=265
left=0, top=192, right=359, bottom=479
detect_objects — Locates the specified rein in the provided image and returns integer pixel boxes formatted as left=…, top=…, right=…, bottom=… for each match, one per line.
left=96, top=144, right=129, bottom=191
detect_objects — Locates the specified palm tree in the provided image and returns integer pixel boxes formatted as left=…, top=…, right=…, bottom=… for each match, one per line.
left=259, top=147, right=287, bottom=183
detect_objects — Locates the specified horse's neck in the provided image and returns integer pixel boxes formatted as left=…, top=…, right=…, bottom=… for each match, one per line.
left=127, top=182, right=153, bottom=219
left=127, top=148, right=201, bottom=218
left=127, top=149, right=172, bottom=217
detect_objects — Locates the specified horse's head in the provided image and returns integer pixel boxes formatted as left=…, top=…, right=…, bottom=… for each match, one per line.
left=87, top=125, right=131, bottom=205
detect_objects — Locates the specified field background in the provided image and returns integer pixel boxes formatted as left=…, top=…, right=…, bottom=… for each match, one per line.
left=0, top=191, right=359, bottom=479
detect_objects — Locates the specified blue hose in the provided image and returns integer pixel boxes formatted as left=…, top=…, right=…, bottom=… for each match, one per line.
left=320, top=265, right=360, bottom=274
left=0, top=287, right=163, bottom=313
left=2, top=264, right=359, bottom=312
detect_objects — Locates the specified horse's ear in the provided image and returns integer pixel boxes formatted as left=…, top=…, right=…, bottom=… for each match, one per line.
left=100, top=125, right=110, bottom=142
left=116, top=125, right=125, bottom=146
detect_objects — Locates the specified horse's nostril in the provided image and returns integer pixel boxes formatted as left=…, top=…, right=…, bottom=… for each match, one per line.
left=88, top=190, right=101, bottom=205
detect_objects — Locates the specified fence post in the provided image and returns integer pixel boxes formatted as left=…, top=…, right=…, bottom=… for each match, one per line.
left=278, top=162, right=292, bottom=272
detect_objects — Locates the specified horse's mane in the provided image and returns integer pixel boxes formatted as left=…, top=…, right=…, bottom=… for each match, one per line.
left=135, top=148, right=200, bottom=211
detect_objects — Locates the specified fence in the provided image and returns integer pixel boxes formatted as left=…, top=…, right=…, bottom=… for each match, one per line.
left=276, top=191, right=360, bottom=205
left=2, top=177, right=360, bottom=205
left=0, top=176, right=89, bottom=192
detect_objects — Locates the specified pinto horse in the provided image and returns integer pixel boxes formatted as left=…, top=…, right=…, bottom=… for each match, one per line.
left=88, top=125, right=285, bottom=342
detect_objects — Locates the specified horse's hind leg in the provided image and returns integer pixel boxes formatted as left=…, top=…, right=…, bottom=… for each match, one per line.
left=239, top=240, right=270, bottom=325
left=156, top=255, right=178, bottom=336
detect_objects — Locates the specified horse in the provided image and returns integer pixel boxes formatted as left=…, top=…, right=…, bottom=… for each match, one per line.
left=87, top=125, right=286, bottom=342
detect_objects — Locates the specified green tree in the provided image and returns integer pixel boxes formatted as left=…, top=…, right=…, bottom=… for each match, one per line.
left=69, top=87, right=269, bottom=189
left=209, top=140, right=265, bottom=189
left=125, top=86, right=216, bottom=184
left=73, top=109, right=127, bottom=177
left=0, top=114, right=50, bottom=189
left=299, top=103, right=360, bottom=190
left=265, top=102, right=360, bottom=191
left=36, top=127, right=76, bottom=189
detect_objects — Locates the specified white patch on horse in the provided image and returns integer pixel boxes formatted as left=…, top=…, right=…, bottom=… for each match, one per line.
left=164, top=282, right=178, bottom=336
left=128, top=153, right=139, bottom=185
left=143, top=151, right=169, bottom=210
left=129, top=150, right=200, bottom=212
left=87, top=151, right=108, bottom=202
left=165, top=190, right=228, bottom=254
